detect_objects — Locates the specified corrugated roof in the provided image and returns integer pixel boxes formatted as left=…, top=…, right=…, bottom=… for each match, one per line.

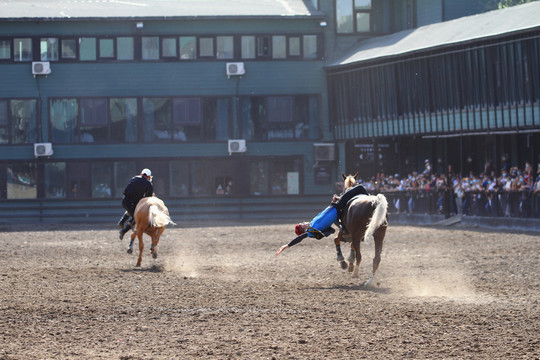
left=330, top=1, right=540, bottom=67
left=0, top=0, right=324, bottom=20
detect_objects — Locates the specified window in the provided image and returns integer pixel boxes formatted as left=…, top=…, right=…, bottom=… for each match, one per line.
left=117, top=37, right=134, bottom=60
left=45, top=162, right=66, bottom=199
left=173, top=98, right=201, bottom=141
left=170, top=161, right=190, bottom=197
left=40, top=38, right=59, bottom=61
left=216, top=36, right=234, bottom=59
left=250, top=158, right=301, bottom=195
left=199, top=37, right=214, bottom=58
left=7, top=163, right=37, bottom=199
left=13, top=38, right=32, bottom=62
left=0, top=39, right=10, bottom=60
left=99, top=38, right=115, bottom=59
left=91, top=162, right=112, bottom=198
left=272, top=36, right=286, bottom=59
left=289, top=37, right=301, bottom=57
left=303, top=35, right=318, bottom=59
left=241, top=36, right=255, bottom=59
left=142, top=36, right=159, bottom=60
left=114, top=161, right=136, bottom=198
left=143, top=98, right=172, bottom=142
left=50, top=99, right=78, bottom=143
left=110, top=98, right=138, bottom=142
left=179, top=36, right=196, bottom=59
left=241, top=95, right=316, bottom=140
left=80, top=98, right=108, bottom=142
left=61, top=39, right=77, bottom=59
left=256, top=36, right=271, bottom=58
left=336, top=0, right=372, bottom=33
left=162, top=37, right=177, bottom=58
left=79, top=37, right=97, bottom=61
left=0, top=99, right=37, bottom=144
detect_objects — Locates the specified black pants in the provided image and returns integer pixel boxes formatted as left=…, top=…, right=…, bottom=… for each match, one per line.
left=122, top=197, right=137, bottom=217
left=333, top=185, right=369, bottom=213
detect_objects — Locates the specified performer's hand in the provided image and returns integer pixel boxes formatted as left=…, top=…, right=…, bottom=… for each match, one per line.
left=275, top=244, right=289, bottom=256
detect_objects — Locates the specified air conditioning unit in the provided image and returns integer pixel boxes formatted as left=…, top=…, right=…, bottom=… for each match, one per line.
left=34, top=143, right=54, bottom=157
left=313, top=143, right=336, bottom=161
left=228, top=139, right=247, bottom=153
left=32, top=61, right=51, bottom=75
left=226, top=62, right=245, bottom=77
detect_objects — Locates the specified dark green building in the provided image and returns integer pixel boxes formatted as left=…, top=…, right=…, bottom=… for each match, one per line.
left=1, top=0, right=535, bottom=221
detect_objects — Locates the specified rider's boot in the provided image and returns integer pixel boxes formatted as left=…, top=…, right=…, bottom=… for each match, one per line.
left=117, top=212, right=129, bottom=228
left=119, top=222, right=132, bottom=240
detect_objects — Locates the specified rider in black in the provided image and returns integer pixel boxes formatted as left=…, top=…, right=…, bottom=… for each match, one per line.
left=118, top=168, right=154, bottom=240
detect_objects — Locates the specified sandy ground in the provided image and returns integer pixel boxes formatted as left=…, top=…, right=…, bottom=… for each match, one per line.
left=0, top=221, right=539, bottom=360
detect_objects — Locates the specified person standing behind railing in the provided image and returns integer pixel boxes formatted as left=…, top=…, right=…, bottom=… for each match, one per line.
left=454, top=180, right=464, bottom=215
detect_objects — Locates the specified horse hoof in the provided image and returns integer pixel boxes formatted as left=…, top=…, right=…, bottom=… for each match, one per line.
left=340, top=261, right=348, bottom=270
left=127, top=248, right=133, bottom=254
left=152, top=252, right=158, bottom=259
left=337, top=255, right=345, bottom=262
left=347, top=263, right=354, bottom=272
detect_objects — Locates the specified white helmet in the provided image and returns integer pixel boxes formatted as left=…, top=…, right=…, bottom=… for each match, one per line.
left=141, top=168, right=152, bottom=177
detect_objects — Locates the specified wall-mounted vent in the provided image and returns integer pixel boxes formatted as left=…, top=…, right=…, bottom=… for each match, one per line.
left=226, top=62, right=245, bottom=76
left=228, top=139, right=247, bottom=153
left=34, top=143, right=53, bottom=157
left=32, top=61, right=51, bottom=75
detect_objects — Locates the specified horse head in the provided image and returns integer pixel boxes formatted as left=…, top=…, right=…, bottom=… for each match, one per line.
left=341, top=172, right=359, bottom=190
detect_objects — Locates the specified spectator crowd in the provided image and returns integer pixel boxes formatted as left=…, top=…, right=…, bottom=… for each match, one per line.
left=342, top=159, right=540, bottom=219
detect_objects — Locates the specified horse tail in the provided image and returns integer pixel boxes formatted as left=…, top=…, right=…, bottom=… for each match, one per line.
left=364, top=194, right=388, bottom=244
left=148, top=204, right=176, bottom=228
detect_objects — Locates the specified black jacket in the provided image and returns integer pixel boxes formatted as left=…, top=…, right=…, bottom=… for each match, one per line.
left=123, top=175, right=153, bottom=202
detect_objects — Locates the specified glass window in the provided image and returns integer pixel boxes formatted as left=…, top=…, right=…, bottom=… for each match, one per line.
left=110, top=98, right=138, bottom=142
left=308, top=0, right=318, bottom=9
left=356, top=12, right=371, bottom=32
left=268, top=96, right=293, bottom=140
left=336, top=0, right=354, bottom=33
left=241, top=97, right=267, bottom=141
left=142, top=98, right=172, bottom=142
left=79, top=37, right=97, bottom=61
left=272, top=36, right=286, bottom=59
left=271, top=158, right=300, bottom=195
left=0, top=100, right=7, bottom=144
left=216, top=36, right=234, bottom=59
left=173, top=98, right=201, bottom=142
left=170, top=161, right=189, bottom=196
left=7, top=163, right=37, bottom=199
left=40, top=38, right=59, bottom=61
left=50, top=99, right=78, bottom=143
left=179, top=36, right=196, bottom=59
left=10, top=100, right=37, bottom=144
left=256, top=36, right=270, bottom=58
left=199, top=37, right=214, bottom=57
left=162, top=37, right=177, bottom=58
left=117, top=37, right=134, bottom=60
left=80, top=98, right=108, bottom=143
left=114, top=161, right=136, bottom=198
left=68, top=162, right=91, bottom=198
left=0, top=39, right=10, bottom=60
left=61, top=39, right=77, bottom=59
left=14, top=38, right=32, bottom=62
left=241, top=36, right=255, bottom=59
left=45, top=162, right=66, bottom=199
left=202, top=97, right=230, bottom=141
left=250, top=161, right=268, bottom=195
left=191, top=161, right=213, bottom=196
left=91, top=162, right=112, bottom=198
left=289, top=37, right=301, bottom=57
left=142, top=36, right=159, bottom=60
left=303, top=35, right=318, bottom=59
left=99, top=38, right=115, bottom=59
left=355, top=0, right=371, bottom=9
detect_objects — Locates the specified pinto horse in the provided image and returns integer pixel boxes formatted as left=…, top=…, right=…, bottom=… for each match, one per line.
left=127, top=196, right=175, bottom=267
left=334, top=173, right=388, bottom=286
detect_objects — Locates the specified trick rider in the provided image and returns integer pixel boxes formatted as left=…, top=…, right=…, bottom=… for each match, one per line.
left=117, top=168, right=154, bottom=240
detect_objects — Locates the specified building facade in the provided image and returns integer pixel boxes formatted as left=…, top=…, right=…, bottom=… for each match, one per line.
left=0, top=0, right=528, bottom=220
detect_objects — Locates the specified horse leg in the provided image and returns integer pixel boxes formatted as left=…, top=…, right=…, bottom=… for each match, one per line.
left=347, top=243, right=356, bottom=274
left=351, top=238, right=362, bottom=278
left=150, top=228, right=165, bottom=260
left=364, top=225, right=386, bottom=287
left=136, top=231, right=144, bottom=267
left=334, top=234, right=347, bottom=270
left=127, top=232, right=136, bottom=254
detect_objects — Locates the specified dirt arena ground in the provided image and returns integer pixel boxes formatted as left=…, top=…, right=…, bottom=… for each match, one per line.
left=0, top=221, right=539, bottom=360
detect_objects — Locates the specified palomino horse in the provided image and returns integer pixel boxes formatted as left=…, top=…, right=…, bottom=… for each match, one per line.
left=127, top=196, right=175, bottom=267
left=335, top=173, right=388, bottom=286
